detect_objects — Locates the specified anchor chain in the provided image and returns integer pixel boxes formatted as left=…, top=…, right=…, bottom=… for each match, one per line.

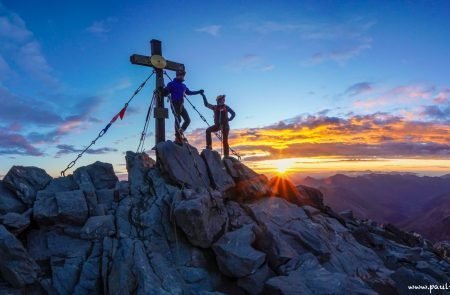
left=60, top=71, right=155, bottom=176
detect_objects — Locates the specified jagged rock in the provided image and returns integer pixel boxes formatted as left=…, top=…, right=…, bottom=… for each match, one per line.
left=45, top=175, right=79, bottom=192
left=226, top=201, right=255, bottom=231
left=115, top=197, right=136, bottom=238
left=0, top=208, right=32, bottom=235
left=264, top=253, right=376, bottom=295
left=297, top=184, right=325, bottom=209
left=1, top=147, right=450, bottom=294
left=390, top=267, right=438, bottom=295
left=223, top=157, right=271, bottom=202
left=237, top=263, right=273, bottom=295
left=434, top=241, right=450, bottom=262
left=270, top=177, right=324, bottom=209
left=3, top=166, right=52, bottom=206
left=56, top=190, right=89, bottom=224
left=382, top=223, right=422, bottom=247
left=174, top=189, right=227, bottom=248
left=212, top=225, right=266, bottom=278
left=156, top=141, right=211, bottom=189
left=96, top=189, right=115, bottom=212
left=33, top=190, right=88, bottom=225
left=26, top=230, right=49, bottom=262
left=47, top=232, right=91, bottom=258
left=72, top=242, right=102, bottom=294
left=108, top=238, right=170, bottom=295
left=73, top=166, right=98, bottom=215
left=51, top=256, right=84, bottom=295
left=0, top=225, right=40, bottom=288
left=125, top=151, right=155, bottom=197
left=340, top=209, right=354, bottom=219
left=201, top=149, right=235, bottom=192
left=0, top=181, right=26, bottom=215
left=82, top=161, right=118, bottom=190
left=81, top=215, right=116, bottom=240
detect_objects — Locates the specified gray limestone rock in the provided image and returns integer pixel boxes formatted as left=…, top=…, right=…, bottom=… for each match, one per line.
left=201, top=149, right=235, bottom=192
left=83, top=161, right=118, bottom=190
left=33, top=189, right=88, bottom=225
left=156, top=141, right=211, bottom=189
left=125, top=151, right=155, bottom=197
left=44, top=175, right=79, bottom=192
left=3, top=166, right=52, bottom=206
left=81, top=215, right=116, bottom=240
left=0, top=181, right=26, bottom=215
left=212, top=225, right=266, bottom=278
left=174, top=189, right=227, bottom=248
left=0, top=209, right=31, bottom=235
left=0, top=225, right=40, bottom=288
left=223, top=157, right=271, bottom=202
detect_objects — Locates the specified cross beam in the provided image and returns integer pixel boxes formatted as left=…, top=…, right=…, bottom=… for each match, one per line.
left=130, top=39, right=185, bottom=145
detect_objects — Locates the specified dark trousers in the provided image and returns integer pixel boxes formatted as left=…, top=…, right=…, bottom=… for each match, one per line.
left=206, top=125, right=230, bottom=156
left=171, top=101, right=190, bottom=138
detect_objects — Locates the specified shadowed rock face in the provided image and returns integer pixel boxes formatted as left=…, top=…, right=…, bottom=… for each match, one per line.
left=0, top=141, right=449, bottom=294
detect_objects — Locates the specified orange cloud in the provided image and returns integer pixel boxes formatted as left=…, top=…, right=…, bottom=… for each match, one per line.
left=188, top=112, right=450, bottom=162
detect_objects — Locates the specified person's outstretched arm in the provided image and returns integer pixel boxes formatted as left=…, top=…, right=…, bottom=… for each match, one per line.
left=227, top=106, right=236, bottom=121
left=186, top=86, right=204, bottom=95
left=202, top=94, right=214, bottom=110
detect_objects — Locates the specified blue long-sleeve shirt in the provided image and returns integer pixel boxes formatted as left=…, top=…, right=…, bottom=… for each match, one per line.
left=165, top=78, right=201, bottom=103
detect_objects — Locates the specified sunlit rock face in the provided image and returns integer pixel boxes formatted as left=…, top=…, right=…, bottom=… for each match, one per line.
left=0, top=141, right=449, bottom=294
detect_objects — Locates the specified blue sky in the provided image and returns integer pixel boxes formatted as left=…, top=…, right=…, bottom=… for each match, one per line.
left=1, top=0, right=450, bottom=179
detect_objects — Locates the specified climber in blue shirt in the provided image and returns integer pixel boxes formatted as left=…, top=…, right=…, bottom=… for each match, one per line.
left=164, top=69, right=203, bottom=144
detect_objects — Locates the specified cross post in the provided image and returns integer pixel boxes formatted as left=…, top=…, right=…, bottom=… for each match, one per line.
left=130, top=39, right=185, bottom=144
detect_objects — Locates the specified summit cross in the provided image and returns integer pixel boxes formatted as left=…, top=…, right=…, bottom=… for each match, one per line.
left=130, top=39, right=185, bottom=144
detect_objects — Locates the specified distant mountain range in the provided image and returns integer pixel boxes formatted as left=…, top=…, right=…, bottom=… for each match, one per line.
left=301, top=173, right=450, bottom=242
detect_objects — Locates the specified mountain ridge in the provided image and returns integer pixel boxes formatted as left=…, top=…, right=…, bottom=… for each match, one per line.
left=0, top=142, right=449, bottom=294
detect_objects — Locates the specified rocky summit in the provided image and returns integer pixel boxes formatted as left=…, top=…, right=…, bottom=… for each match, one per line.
left=0, top=141, right=449, bottom=295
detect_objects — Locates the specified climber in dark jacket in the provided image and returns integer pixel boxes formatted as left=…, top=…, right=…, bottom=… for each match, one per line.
left=201, top=93, right=235, bottom=157
left=164, top=69, right=203, bottom=144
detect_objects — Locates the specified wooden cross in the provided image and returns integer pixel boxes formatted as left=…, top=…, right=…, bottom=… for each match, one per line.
left=130, top=39, right=185, bottom=144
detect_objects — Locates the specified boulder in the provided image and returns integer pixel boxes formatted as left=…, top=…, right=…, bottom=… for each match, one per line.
left=33, top=190, right=88, bottom=225
left=0, top=209, right=31, bottom=235
left=55, top=190, right=89, bottom=224
left=237, top=263, right=273, bottom=295
left=156, top=141, right=211, bottom=189
left=73, top=166, right=98, bottom=214
left=125, top=151, right=155, bottom=197
left=44, top=175, right=79, bottom=192
left=270, top=177, right=325, bottom=209
left=433, top=241, right=450, bottom=262
left=296, top=184, right=325, bottom=209
left=174, top=189, right=227, bottom=248
left=0, top=225, right=40, bottom=288
left=81, top=215, right=116, bottom=240
left=26, top=230, right=49, bottom=262
left=46, top=231, right=91, bottom=258
left=0, top=181, right=26, bottom=215
left=3, top=166, right=52, bottom=206
left=223, top=157, right=271, bottom=202
left=201, top=149, right=235, bottom=192
left=96, top=189, right=115, bottom=211
left=226, top=201, right=255, bottom=231
left=51, top=256, right=84, bottom=295
left=212, top=225, right=266, bottom=278
left=83, top=161, right=118, bottom=190
left=72, top=242, right=102, bottom=294
left=390, top=267, right=438, bottom=295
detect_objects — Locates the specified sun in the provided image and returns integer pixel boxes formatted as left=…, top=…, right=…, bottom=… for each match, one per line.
left=274, top=159, right=295, bottom=175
